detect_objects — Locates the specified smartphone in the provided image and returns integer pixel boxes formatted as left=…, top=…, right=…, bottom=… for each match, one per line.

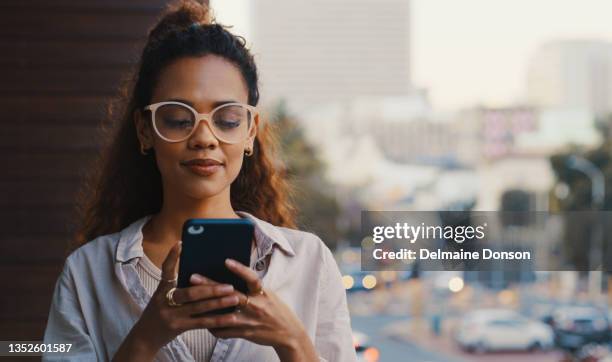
left=177, top=218, right=254, bottom=315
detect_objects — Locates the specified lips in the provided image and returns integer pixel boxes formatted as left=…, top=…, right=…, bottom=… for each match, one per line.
left=181, top=158, right=223, bottom=167
left=181, top=158, right=224, bottom=176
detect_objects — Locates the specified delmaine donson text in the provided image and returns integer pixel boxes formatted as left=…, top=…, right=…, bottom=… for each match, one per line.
left=370, top=222, right=531, bottom=260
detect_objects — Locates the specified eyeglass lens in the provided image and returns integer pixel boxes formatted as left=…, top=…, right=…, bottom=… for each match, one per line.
left=153, top=103, right=252, bottom=143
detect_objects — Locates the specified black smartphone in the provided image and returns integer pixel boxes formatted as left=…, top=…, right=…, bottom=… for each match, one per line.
left=178, top=218, right=254, bottom=315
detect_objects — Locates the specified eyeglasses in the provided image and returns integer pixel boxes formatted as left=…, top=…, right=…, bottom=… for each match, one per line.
left=144, top=101, right=257, bottom=144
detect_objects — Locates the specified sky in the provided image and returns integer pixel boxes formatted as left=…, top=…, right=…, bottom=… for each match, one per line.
left=211, top=0, right=612, bottom=112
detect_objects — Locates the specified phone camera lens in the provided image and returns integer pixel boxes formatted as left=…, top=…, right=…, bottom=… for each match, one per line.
left=188, top=225, right=204, bottom=235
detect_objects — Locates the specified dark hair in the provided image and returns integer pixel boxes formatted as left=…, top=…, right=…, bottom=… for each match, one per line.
left=73, top=0, right=296, bottom=248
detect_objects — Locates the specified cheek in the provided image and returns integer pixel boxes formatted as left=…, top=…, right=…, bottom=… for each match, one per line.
left=223, top=145, right=245, bottom=179
left=152, top=143, right=182, bottom=175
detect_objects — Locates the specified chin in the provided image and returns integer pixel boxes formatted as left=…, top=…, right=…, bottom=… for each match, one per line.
left=183, top=181, right=229, bottom=200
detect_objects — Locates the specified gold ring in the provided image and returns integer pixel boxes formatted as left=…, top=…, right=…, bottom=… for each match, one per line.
left=166, top=287, right=182, bottom=307
left=251, top=288, right=265, bottom=296
left=163, top=277, right=178, bottom=284
left=245, top=295, right=250, bottom=307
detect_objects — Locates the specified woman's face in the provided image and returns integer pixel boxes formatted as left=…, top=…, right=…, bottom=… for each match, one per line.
left=136, top=55, right=257, bottom=201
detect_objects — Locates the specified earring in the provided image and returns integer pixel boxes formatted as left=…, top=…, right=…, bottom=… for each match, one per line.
left=244, top=147, right=253, bottom=156
left=140, top=143, right=149, bottom=156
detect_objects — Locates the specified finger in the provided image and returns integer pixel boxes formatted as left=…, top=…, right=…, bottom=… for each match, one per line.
left=225, top=258, right=262, bottom=294
left=207, top=311, right=259, bottom=333
left=208, top=327, right=245, bottom=339
left=182, top=311, right=239, bottom=330
left=233, top=290, right=269, bottom=318
left=234, top=291, right=248, bottom=308
left=172, top=283, right=235, bottom=305
left=160, top=240, right=182, bottom=289
left=209, top=322, right=259, bottom=339
left=181, top=294, right=240, bottom=317
left=189, top=273, right=217, bottom=286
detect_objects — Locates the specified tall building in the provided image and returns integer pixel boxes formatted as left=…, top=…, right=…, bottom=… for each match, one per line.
left=251, top=0, right=412, bottom=111
left=526, top=40, right=612, bottom=117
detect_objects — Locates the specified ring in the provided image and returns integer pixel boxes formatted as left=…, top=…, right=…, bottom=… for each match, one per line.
left=166, top=287, right=182, bottom=307
left=236, top=295, right=250, bottom=313
left=251, top=288, right=265, bottom=296
left=163, top=277, right=178, bottom=284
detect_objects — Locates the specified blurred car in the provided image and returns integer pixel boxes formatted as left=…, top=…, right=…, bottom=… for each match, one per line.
left=551, top=306, right=610, bottom=351
left=353, top=331, right=380, bottom=362
left=455, top=308, right=554, bottom=353
left=525, top=301, right=558, bottom=325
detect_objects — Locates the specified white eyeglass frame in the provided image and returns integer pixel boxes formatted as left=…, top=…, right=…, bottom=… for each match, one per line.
left=143, top=101, right=258, bottom=144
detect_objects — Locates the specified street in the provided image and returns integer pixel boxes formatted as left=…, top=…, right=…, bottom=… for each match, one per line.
left=352, top=315, right=465, bottom=362
left=346, top=283, right=582, bottom=362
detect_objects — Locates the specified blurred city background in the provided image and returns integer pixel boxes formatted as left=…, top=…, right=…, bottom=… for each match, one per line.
left=2, top=0, right=612, bottom=361
left=214, top=0, right=612, bottom=361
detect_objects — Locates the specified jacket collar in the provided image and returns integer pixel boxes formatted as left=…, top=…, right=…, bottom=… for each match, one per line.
left=236, top=210, right=295, bottom=257
left=115, top=211, right=295, bottom=263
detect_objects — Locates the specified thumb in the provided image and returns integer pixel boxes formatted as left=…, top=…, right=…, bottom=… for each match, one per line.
left=160, top=240, right=182, bottom=290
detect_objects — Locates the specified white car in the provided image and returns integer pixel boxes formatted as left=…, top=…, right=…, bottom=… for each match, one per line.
left=455, top=308, right=554, bottom=353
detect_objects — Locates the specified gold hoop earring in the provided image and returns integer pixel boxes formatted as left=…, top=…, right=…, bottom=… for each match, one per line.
left=140, top=143, right=149, bottom=156
left=245, top=147, right=253, bottom=156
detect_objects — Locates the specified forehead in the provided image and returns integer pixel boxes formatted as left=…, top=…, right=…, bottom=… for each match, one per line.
left=151, top=55, right=249, bottom=109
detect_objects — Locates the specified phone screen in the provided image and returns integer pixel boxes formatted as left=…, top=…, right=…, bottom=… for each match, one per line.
left=177, top=218, right=254, bottom=314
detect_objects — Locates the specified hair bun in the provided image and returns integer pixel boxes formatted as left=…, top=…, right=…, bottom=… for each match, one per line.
left=148, top=0, right=214, bottom=42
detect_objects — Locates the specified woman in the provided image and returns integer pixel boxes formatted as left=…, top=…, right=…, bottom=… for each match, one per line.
left=42, top=1, right=357, bottom=361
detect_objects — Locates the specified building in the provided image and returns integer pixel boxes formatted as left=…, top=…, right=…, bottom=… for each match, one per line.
left=527, top=40, right=612, bottom=117
left=251, top=0, right=413, bottom=112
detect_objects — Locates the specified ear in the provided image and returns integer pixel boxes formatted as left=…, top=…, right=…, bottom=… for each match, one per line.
left=246, top=112, right=259, bottom=149
left=134, top=109, right=154, bottom=147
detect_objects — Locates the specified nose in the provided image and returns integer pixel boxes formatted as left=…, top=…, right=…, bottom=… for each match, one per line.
left=187, top=117, right=219, bottom=150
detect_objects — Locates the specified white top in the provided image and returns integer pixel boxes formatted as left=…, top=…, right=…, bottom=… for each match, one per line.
left=42, top=211, right=357, bottom=362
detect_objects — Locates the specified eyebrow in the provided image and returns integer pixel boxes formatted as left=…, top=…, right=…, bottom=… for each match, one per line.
left=166, top=98, right=241, bottom=109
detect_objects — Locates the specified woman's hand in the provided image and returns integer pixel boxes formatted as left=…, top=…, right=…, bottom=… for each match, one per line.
left=113, top=241, right=241, bottom=361
left=204, top=259, right=319, bottom=362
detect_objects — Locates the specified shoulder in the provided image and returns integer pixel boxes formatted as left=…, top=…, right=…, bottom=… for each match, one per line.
left=274, top=225, right=336, bottom=266
left=274, top=226, right=346, bottom=295
left=64, top=231, right=121, bottom=271
left=51, top=231, right=121, bottom=296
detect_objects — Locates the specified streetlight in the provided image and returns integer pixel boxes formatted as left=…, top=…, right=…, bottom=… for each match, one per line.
left=566, top=155, right=605, bottom=300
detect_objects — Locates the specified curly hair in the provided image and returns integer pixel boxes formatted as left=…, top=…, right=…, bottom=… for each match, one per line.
left=72, top=0, right=296, bottom=249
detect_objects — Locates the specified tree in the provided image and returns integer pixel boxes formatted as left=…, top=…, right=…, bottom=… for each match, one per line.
left=270, top=101, right=342, bottom=249
left=549, top=116, right=612, bottom=272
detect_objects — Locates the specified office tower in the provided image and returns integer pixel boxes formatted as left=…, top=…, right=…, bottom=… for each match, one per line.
left=252, top=0, right=413, bottom=110
left=527, top=40, right=612, bottom=117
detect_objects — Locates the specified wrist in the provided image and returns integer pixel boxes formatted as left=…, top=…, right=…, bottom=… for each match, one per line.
left=131, top=321, right=164, bottom=356
left=274, top=328, right=317, bottom=362
left=274, top=342, right=300, bottom=362
left=113, top=322, right=159, bottom=362
left=130, top=332, right=157, bottom=357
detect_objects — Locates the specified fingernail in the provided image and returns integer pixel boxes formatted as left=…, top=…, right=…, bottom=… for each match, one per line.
left=219, top=284, right=234, bottom=293
left=190, top=274, right=204, bottom=283
left=225, top=258, right=235, bottom=266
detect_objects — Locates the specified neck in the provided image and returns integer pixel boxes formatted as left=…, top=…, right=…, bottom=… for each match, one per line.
left=144, top=184, right=240, bottom=246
